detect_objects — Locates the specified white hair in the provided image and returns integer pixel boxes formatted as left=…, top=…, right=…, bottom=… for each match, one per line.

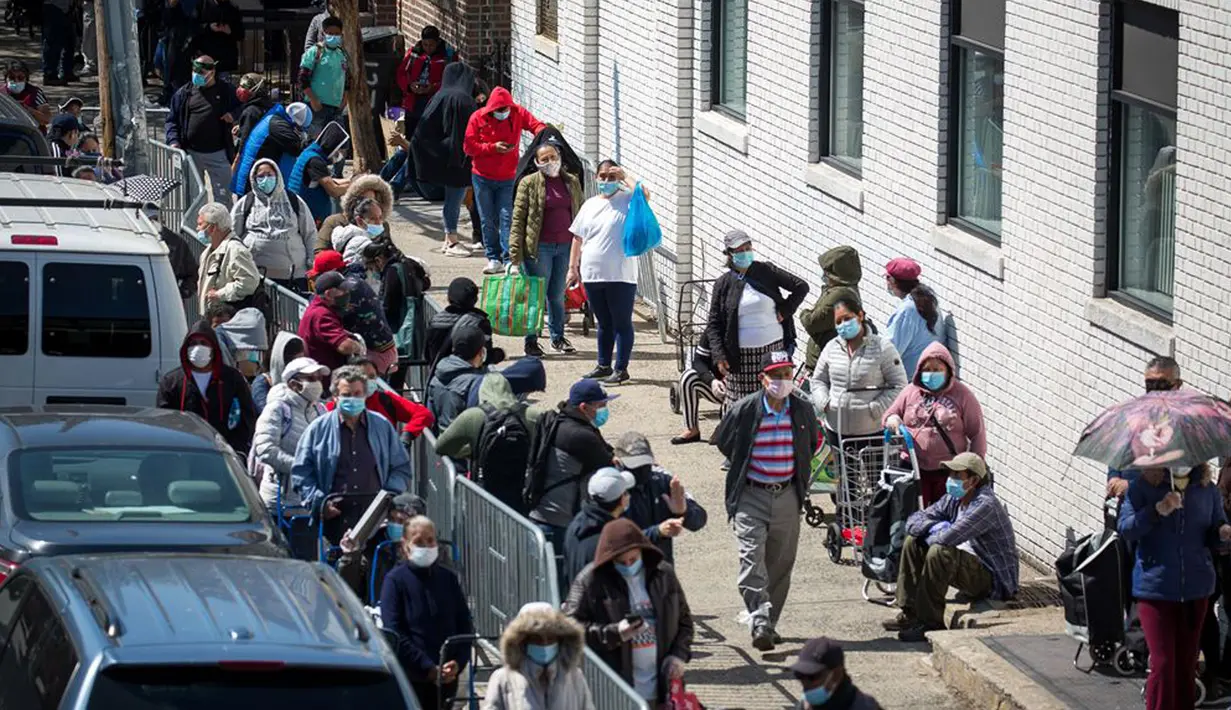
left=330, top=365, right=368, bottom=396
left=199, top=202, right=232, bottom=233
left=404, top=515, right=435, bottom=538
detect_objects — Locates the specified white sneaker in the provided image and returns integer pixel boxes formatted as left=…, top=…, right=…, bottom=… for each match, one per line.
left=443, top=242, right=471, bottom=258
left=482, top=259, right=504, bottom=275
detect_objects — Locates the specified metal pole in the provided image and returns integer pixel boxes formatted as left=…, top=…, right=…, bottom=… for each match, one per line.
left=101, top=0, right=149, bottom=174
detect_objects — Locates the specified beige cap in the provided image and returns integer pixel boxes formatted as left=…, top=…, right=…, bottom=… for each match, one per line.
left=941, top=452, right=988, bottom=479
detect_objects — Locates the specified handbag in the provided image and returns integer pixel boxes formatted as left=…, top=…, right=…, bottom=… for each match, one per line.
left=668, top=678, right=704, bottom=710
left=622, top=182, right=662, bottom=257
left=479, top=272, right=546, bottom=337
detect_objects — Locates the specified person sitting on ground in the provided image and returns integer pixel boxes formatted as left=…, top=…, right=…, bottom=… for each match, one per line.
left=316, top=175, right=395, bottom=254
left=231, top=158, right=316, bottom=290
left=196, top=202, right=261, bottom=315
left=1, top=61, right=50, bottom=128
left=790, top=637, right=883, bottom=710
left=157, top=322, right=258, bottom=456
left=425, top=276, right=506, bottom=375
left=325, top=358, right=434, bottom=446
left=564, top=518, right=694, bottom=706
left=251, top=357, right=329, bottom=509
left=484, top=602, right=596, bottom=710
left=885, top=452, right=1019, bottom=643
left=379, top=515, right=473, bottom=710
left=671, top=331, right=726, bottom=445
left=613, top=431, right=708, bottom=565
left=563, top=467, right=636, bottom=585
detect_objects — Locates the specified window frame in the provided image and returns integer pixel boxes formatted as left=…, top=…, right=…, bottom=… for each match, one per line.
left=709, top=0, right=749, bottom=121
left=535, top=0, right=558, bottom=41
left=0, top=260, right=30, bottom=356
left=40, top=262, right=153, bottom=359
left=945, top=0, right=1006, bottom=244
left=816, top=0, right=865, bottom=177
left=1106, top=0, right=1179, bottom=320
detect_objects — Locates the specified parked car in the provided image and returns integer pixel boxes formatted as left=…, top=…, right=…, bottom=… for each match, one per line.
left=0, top=173, right=188, bottom=406
left=0, top=552, right=420, bottom=708
left=0, top=405, right=287, bottom=583
left=0, top=90, right=51, bottom=175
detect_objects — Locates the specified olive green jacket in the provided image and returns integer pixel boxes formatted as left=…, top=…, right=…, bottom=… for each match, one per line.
left=509, top=170, right=583, bottom=265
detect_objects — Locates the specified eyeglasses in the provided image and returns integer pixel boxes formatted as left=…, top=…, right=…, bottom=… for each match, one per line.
left=192, top=61, right=217, bottom=72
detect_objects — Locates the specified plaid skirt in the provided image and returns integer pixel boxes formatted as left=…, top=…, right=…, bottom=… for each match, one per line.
left=724, top=340, right=784, bottom=407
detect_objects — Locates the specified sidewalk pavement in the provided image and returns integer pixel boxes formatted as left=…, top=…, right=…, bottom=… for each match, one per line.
left=386, top=194, right=976, bottom=709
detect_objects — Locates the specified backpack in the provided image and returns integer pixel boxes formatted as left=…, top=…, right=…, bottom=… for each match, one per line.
left=474, top=404, right=532, bottom=514
left=522, top=409, right=563, bottom=511
left=391, top=262, right=421, bottom=358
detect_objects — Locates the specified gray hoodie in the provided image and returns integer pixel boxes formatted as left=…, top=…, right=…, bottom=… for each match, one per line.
left=427, top=355, right=487, bottom=433
left=231, top=159, right=316, bottom=280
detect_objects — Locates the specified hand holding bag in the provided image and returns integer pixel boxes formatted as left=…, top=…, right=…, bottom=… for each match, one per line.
left=480, top=272, right=546, bottom=337
left=622, top=182, right=662, bottom=257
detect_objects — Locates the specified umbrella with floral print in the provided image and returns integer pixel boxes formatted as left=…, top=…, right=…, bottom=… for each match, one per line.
left=1074, top=389, right=1231, bottom=469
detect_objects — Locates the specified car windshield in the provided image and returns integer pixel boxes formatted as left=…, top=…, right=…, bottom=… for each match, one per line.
left=87, top=666, right=407, bottom=708
left=9, top=448, right=253, bottom=523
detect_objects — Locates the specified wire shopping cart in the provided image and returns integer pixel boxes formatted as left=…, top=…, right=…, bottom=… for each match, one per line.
left=668, top=279, right=716, bottom=414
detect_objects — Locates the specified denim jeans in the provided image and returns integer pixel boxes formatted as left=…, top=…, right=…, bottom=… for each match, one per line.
left=442, top=185, right=467, bottom=233
left=523, top=241, right=570, bottom=344
left=586, top=281, right=637, bottom=371
left=471, top=175, right=515, bottom=262
left=379, top=147, right=410, bottom=196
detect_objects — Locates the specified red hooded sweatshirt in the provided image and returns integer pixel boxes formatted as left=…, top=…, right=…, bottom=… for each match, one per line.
left=462, top=87, right=546, bottom=181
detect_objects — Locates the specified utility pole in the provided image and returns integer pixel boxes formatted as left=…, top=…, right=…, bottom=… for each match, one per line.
left=99, top=0, right=149, bottom=173
left=331, top=0, right=382, bottom=173
left=94, top=0, right=114, bottom=157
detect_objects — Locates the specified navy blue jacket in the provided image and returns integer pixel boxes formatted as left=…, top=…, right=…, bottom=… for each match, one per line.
left=1119, top=475, right=1227, bottom=602
left=624, top=465, right=708, bottom=564
left=378, top=561, right=473, bottom=682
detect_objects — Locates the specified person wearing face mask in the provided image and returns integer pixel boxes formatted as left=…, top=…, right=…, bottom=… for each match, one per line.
left=714, top=350, right=820, bottom=651
left=1106, top=356, right=1184, bottom=502
left=613, top=432, right=708, bottom=565
left=166, top=51, right=240, bottom=203
left=325, top=358, right=435, bottom=447
left=563, top=467, right=636, bottom=586
left=425, top=276, right=506, bottom=378
left=293, top=366, right=412, bottom=535
left=508, top=140, right=584, bottom=357
left=304, top=250, right=400, bottom=375
left=811, top=296, right=908, bottom=444
left=1, top=61, right=50, bottom=128
left=790, top=638, right=882, bottom=710
left=378, top=515, right=474, bottom=709
left=215, top=306, right=270, bottom=405
left=251, top=357, right=329, bottom=509
left=315, top=176, right=395, bottom=254
left=463, top=86, right=547, bottom=273
left=157, top=323, right=258, bottom=455
left=883, top=257, right=955, bottom=380
left=426, top=322, right=491, bottom=433
left=298, top=271, right=364, bottom=371
left=705, top=229, right=810, bottom=408
left=564, top=518, right=694, bottom=706
left=887, top=452, right=1018, bottom=643
left=484, top=602, right=595, bottom=710
left=230, top=159, right=315, bottom=289
left=332, top=197, right=387, bottom=266
left=232, top=74, right=273, bottom=149
left=299, top=16, right=351, bottom=138
left=882, top=342, right=986, bottom=507
left=231, top=101, right=313, bottom=198
left=196, top=203, right=261, bottom=316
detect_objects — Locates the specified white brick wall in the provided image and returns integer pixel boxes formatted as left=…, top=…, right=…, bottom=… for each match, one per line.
left=509, top=0, right=1229, bottom=565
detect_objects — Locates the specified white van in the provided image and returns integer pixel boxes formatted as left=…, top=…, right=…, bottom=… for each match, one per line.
left=0, top=174, right=188, bottom=406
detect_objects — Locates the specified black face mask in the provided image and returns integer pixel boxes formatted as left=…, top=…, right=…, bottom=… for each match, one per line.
left=629, top=464, right=653, bottom=486
left=1145, top=379, right=1178, bottom=393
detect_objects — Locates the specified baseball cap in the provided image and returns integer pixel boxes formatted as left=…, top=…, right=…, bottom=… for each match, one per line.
left=941, top=452, right=988, bottom=479
left=282, top=356, right=329, bottom=382
left=392, top=492, right=427, bottom=517
left=790, top=637, right=845, bottom=677
left=885, top=257, right=922, bottom=281
left=58, top=96, right=83, bottom=112
left=723, top=229, right=752, bottom=250
left=760, top=350, right=794, bottom=374
left=614, top=431, right=655, bottom=470
left=309, top=250, right=346, bottom=278
left=568, top=378, right=620, bottom=406
left=588, top=467, right=635, bottom=503
left=452, top=322, right=486, bottom=361
left=51, top=112, right=79, bottom=134
left=313, top=271, right=351, bottom=295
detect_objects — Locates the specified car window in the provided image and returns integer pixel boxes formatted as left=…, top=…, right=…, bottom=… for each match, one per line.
left=0, top=576, right=31, bottom=652
left=0, top=129, right=37, bottom=174
left=0, top=586, right=77, bottom=710
left=42, top=263, right=152, bottom=358
left=9, top=448, right=253, bottom=523
left=87, top=666, right=407, bottom=709
left=0, top=261, right=30, bottom=355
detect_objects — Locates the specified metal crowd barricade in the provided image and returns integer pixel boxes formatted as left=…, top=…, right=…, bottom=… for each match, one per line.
left=267, top=280, right=308, bottom=335
left=417, top=430, right=455, bottom=546
left=583, top=647, right=651, bottom=710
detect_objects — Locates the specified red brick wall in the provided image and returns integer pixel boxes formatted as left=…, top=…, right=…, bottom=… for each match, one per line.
left=396, top=0, right=508, bottom=67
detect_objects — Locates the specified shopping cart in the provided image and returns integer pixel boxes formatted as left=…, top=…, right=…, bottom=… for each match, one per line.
left=564, top=281, right=595, bottom=336
left=668, top=279, right=716, bottom=414
left=436, top=633, right=503, bottom=709
left=858, top=427, right=921, bottom=605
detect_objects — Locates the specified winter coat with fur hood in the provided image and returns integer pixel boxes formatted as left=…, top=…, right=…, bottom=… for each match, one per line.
left=315, top=175, right=394, bottom=254
left=483, top=609, right=595, bottom=710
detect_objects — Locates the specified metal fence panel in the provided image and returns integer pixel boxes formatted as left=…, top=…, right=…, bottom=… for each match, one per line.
left=418, top=430, right=455, bottom=545
left=583, top=647, right=651, bottom=710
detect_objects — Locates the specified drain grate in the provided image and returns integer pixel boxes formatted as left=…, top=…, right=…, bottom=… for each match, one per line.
left=1003, top=580, right=1063, bottom=610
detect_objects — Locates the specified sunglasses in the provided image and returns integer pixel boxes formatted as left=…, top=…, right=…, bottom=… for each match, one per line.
left=192, top=62, right=217, bottom=72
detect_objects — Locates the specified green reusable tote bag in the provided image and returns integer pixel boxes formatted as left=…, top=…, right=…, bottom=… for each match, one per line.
left=480, top=273, right=547, bottom=337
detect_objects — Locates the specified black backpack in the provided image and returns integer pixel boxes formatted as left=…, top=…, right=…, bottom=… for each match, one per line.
left=475, top=404, right=533, bottom=514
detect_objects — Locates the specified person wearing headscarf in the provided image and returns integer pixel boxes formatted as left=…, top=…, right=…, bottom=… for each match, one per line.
left=412, top=62, right=483, bottom=257
left=230, top=158, right=316, bottom=289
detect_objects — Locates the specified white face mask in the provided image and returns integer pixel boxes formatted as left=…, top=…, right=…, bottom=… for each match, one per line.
left=407, top=544, right=439, bottom=568
left=187, top=344, right=213, bottom=369
left=536, top=159, right=561, bottom=177
left=298, top=380, right=323, bottom=402
left=765, top=379, right=795, bottom=400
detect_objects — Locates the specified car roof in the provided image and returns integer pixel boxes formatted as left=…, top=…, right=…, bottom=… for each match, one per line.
left=29, top=555, right=379, bottom=655
left=0, top=406, right=223, bottom=451
left=0, top=91, right=41, bottom=128
left=0, top=174, right=168, bottom=256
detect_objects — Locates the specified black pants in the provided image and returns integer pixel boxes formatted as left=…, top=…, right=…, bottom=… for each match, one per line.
left=412, top=680, right=457, bottom=710
left=1200, top=557, right=1231, bottom=681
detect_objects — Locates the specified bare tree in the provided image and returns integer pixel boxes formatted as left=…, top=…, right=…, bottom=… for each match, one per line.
left=330, top=0, right=382, bottom=172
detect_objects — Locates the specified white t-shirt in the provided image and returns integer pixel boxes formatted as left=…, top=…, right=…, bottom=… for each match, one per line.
left=570, top=192, right=638, bottom=284
left=190, top=371, right=212, bottom=397
left=624, top=572, right=659, bottom=701
left=737, top=284, right=782, bottom=349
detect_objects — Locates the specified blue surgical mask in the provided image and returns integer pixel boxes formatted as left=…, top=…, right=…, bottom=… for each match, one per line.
left=834, top=318, right=861, bottom=341
left=324, top=34, right=343, bottom=48
left=492, top=108, right=511, bottom=120
left=191, top=71, right=208, bottom=87
left=614, top=556, right=643, bottom=577
left=196, top=229, right=209, bottom=243
left=597, top=180, right=620, bottom=196
left=526, top=642, right=559, bottom=666
left=946, top=477, right=967, bottom=499
left=731, top=251, right=755, bottom=269
left=365, top=223, right=384, bottom=237
left=385, top=522, right=404, bottom=542
left=592, top=407, right=610, bottom=428
left=6, top=81, right=25, bottom=94
left=803, top=685, right=832, bottom=707
left=337, top=396, right=366, bottom=417
left=920, top=371, right=947, bottom=392
left=255, top=176, right=277, bottom=194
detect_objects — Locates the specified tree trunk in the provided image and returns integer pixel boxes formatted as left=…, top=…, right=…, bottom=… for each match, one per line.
left=330, top=0, right=382, bottom=173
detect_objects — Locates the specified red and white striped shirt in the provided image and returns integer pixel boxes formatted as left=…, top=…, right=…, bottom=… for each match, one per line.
left=748, top=396, right=795, bottom=484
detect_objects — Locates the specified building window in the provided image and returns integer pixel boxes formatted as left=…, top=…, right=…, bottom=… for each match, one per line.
left=711, top=0, right=748, bottom=120
left=536, top=0, right=558, bottom=41
left=947, top=0, right=1005, bottom=240
left=822, top=0, right=864, bottom=174
left=1111, top=0, right=1178, bottom=316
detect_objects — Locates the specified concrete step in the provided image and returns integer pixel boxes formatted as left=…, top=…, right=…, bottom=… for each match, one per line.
left=930, top=612, right=1070, bottom=710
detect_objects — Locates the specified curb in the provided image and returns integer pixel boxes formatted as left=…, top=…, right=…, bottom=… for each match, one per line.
left=929, top=631, right=1068, bottom=710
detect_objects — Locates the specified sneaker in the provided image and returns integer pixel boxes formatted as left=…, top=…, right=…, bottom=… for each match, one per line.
left=524, top=340, right=545, bottom=357
left=442, top=242, right=471, bottom=258
left=582, top=365, right=613, bottom=379
left=550, top=338, right=576, bottom=354
left=604, top=369, right=630, bottom=385
left=897, top=622, right=944, bottom=643
left=751, top=625, right=776, bottom=652
left=482, top=260, right=504, bottom=275
left=881, top=611, right=915, bottom=632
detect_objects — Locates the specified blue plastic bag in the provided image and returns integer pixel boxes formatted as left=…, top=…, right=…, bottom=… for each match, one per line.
left=622, top=183, right=662, bottom=257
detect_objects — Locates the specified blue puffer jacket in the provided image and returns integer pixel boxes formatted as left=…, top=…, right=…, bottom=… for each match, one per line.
left=232, top=105, right=299, bottom=197
left=1119, top=475, right=1227, bottom=602
left=286, top=143, right=332, bottom=223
